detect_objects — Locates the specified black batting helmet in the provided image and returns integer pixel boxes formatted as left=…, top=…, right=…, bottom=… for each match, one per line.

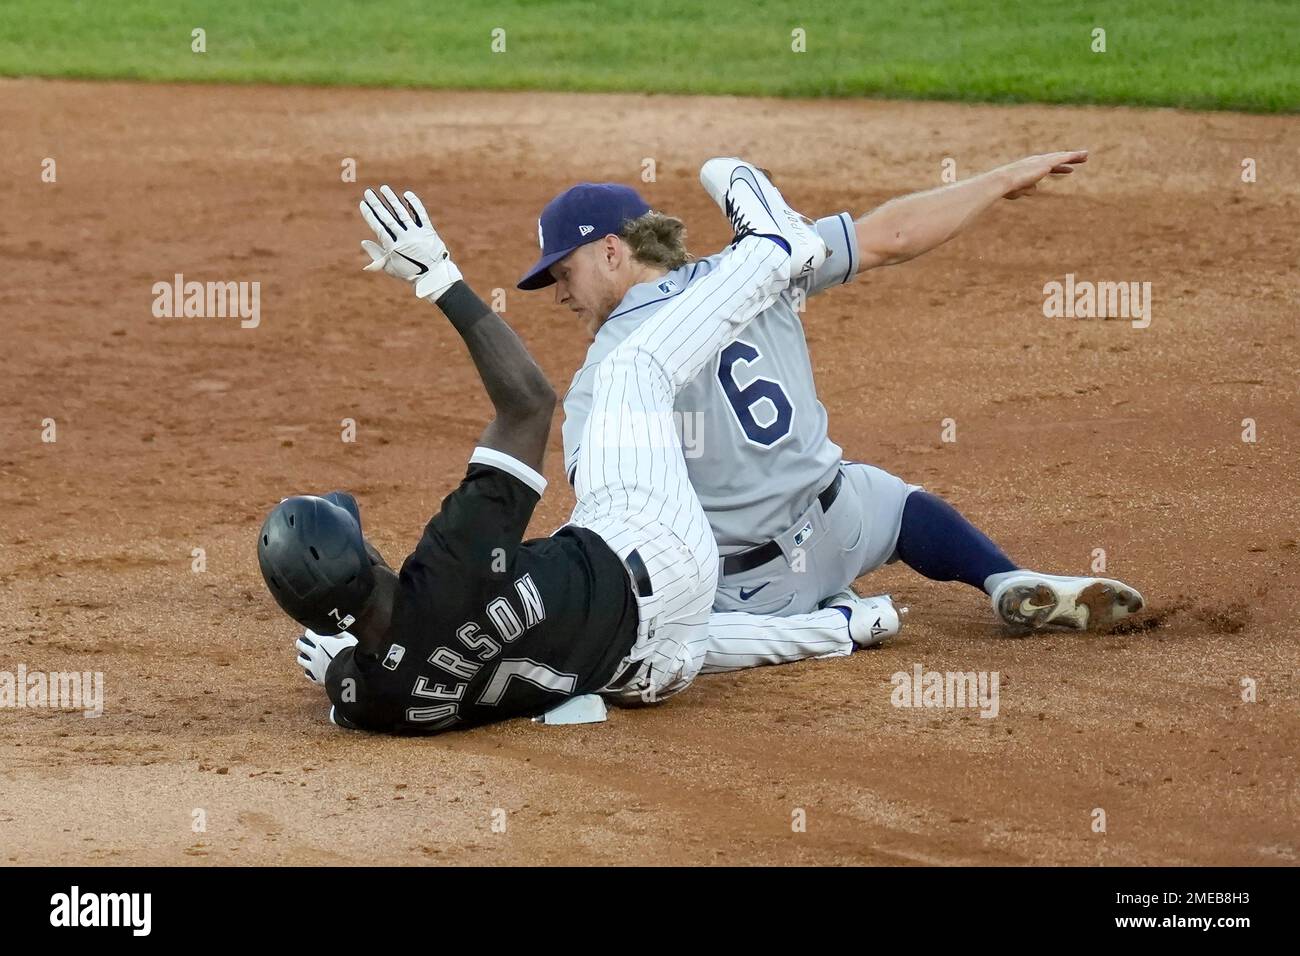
left=257, top=491, right=375, bottom=635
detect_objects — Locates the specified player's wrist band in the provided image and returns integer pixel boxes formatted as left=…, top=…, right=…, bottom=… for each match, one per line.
left=435, top=280, right=490, bottom=334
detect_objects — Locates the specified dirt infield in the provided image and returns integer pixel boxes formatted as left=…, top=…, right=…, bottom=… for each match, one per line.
left=1, top=78, right=1296, bottom=866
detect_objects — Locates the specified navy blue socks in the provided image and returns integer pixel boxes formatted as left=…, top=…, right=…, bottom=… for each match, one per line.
left=894, top=491, right=1018, bottom=593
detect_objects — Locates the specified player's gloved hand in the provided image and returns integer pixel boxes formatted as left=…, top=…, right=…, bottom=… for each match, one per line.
left=359, top=185, right=463, bottom=300
left=295, top=629, right=359, bottom=685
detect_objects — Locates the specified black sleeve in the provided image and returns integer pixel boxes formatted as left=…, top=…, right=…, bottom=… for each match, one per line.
left=324, top=646, right=411, bottom=733
left=411, top=455, right=543, bottom=575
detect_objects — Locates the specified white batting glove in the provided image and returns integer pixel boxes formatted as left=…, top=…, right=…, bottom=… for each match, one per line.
left=295, top=629, right=359, bottom=685
left=359, top=185, right=463, bottom=301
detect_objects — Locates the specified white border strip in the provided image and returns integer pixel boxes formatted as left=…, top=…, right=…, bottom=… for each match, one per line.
left=470, top=446, right=548, bottom=496
left=836, top=211, right=858, bottom=282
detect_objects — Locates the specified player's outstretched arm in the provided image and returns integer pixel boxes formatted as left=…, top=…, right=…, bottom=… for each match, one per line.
left=359, top=185, right=555, bottom=475
left=851, top=150, right=1088, bottom=272
left=434, top=282, right=556, bottom=473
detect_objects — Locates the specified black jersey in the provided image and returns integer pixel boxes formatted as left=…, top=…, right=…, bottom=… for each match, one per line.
left=325, top=452, right=639, bottom=734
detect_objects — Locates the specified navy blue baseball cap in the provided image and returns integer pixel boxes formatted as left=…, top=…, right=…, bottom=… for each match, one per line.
left=517, top=183, right=651, bottom=290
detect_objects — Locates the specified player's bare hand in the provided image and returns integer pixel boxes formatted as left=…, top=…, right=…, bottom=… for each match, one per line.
left=1000, top=150, right=1088, bottom=200
left=295, top=629, right=358, bottom=685
left=359, top=185, right=463, bottom=300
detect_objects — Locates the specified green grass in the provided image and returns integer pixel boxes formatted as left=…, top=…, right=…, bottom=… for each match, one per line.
left=1, top=0, right=1296, bottom=111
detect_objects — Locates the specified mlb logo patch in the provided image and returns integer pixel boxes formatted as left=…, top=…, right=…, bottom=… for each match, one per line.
left=793, top=521, right=814, bottom=547
left=382, top=644, right=406, bottom=670
left=657, top=278, right=677, bottom=294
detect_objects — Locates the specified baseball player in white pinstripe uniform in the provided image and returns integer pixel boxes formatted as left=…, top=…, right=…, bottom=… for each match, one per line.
left=523, top=153, right=1144, bottom=673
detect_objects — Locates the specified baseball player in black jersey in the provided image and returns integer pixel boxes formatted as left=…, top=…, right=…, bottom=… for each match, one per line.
left=257, top=168, right=831, bottom=733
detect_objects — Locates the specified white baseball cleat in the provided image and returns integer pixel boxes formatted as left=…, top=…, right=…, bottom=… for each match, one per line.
left=699, top=157, right=828, bottom=278
left=990, top=573, right=1144, bottom=632
left=821, top=589, right=906, bottom=648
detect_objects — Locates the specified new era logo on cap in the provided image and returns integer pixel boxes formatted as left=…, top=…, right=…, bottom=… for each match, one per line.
left=517, top=183, right=651, bottom=290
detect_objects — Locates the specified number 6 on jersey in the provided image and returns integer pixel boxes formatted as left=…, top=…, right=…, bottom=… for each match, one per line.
left=717, top=340, right=794, bottom=446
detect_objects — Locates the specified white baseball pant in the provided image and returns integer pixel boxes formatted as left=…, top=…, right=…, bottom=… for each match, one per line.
left=569, top=236, right=798, bottom=703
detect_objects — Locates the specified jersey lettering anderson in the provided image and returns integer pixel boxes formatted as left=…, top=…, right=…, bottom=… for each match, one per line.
left=325, top=450, right=638, bottom=733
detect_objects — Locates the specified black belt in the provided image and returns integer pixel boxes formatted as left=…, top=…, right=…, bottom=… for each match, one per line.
left=606, top=548, right=654, bottom=690
left=624, top=548, right=654, bottom=598
left=721, top=470, right=843, bottom=577
left=605, top=656, right=645, bottom=690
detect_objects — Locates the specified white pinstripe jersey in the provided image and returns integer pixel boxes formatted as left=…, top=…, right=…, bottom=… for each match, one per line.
left=562, top=213, right=859, bottom=550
